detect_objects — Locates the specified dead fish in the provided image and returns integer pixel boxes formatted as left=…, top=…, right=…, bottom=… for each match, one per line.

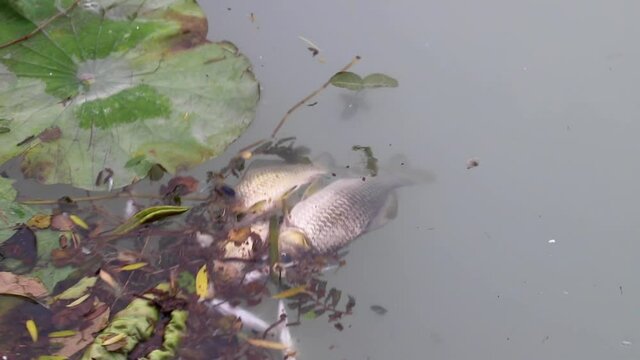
left=278, top=176, right=414, bottom=259
left=233, top=156, right=333, bottom=219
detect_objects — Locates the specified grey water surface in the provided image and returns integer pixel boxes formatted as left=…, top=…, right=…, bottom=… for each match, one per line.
left=193, top=1, right=640, bottom=359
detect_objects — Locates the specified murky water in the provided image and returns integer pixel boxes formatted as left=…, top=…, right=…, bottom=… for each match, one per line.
left=3, top=1, right=640, bottom=359
left=197, top=1, right=640, bottom=359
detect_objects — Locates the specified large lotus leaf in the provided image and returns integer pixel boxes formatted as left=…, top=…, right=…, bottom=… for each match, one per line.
left=0, top=0, right=259, bottom=190
left=0, top=177, right=74, bottom=291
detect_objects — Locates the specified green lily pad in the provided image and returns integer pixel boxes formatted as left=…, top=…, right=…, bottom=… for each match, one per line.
left=0, top=177, right=74, bottom=291
left=0, top=0, right=259, bottom=190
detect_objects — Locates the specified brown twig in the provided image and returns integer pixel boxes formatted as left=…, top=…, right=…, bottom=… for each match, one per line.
left=271, top=55, right=361, bottom=138
left=0, top=0, right=82, bottom=50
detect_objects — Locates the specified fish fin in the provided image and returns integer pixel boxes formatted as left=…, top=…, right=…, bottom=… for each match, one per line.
left=281, top=185, right=299, bottom=201
left=365, top=191, right=398, bottom=232
left=301, top=178, right=323, bottom=200
left=311, top=152, right=336, bottom=171
left=246, top=199, right=268, bottom=214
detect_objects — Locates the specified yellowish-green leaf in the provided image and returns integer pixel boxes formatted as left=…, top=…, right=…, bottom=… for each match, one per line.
left=109, top=206, right=190, bottom=235
left=272, top=285, right=308, bottom=299
left=26, top=214, right=52, bottom=229
left=119, top=262, right=148, bottom=271
left=362, top=73, right=399, bottom=88
left=102, top=332, right=127, bottom=346
left=66, top=293, right=90, bottom=308
left=38, top=356, right=68, bottom=360
left=54, top=276, right=97, bottom=301
left=26, top=319, right=38, bottom=342
left=49, top=330, right=78, bottom=338
left=195, top=264, right=208, bottom=300
left=329, top=71, right=364, bottom=91
left=69, top=215, right=89, bottom=230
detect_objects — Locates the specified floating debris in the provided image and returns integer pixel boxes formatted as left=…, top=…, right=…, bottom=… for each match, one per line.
left=370, top=305, right=388, bottom=315
left=466, top=158, right=480, bottom=169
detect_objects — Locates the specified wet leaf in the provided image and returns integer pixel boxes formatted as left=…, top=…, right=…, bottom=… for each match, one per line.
left=54, top=276, right=97, bottom=301
left=66, top=293, right=91, bottom=308
left=38, top=356, right=68, bottom=360
left=99, top=269, right=121, bottom=293
left=26, top=319, right=38, bottom=342
left=53, top=301, right=110, bottom=358
left=245, top=337, right=288, bottom=351
left=145, top=309, right=188, bottom=360
left=102, top=332, right=127, bottom=346
left=362, top=73, right=399, bottom=88
left=69, top=214, right=89, bottom=230
left=27, top=214, right=52, bottom=229
left=48, top=330, right=78, bottom=338
left=329, top=72, right=364, bottom=91
left=0, top=0, right=259, bottom=190
left=118, top=262, right=148, bottom=271
left=109, top=205, right=190, bottom=235
left=0, top=271, right=49, bottom=301
left=0, top=224, right=37, bottom=269
left=273, top=285, right=308, bottom=299
left=195, top=264, right=208, bottom=300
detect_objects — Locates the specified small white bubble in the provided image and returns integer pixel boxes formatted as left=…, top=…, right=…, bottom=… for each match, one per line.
left=621, top=340, right=632, bottom=346
left=548, top=239, right=556, bottom=244
left=49, top=72, right=53, bottom=76
left=136, top=26, right=140, bottom=30
left=562, top=290, right=569, bottom=295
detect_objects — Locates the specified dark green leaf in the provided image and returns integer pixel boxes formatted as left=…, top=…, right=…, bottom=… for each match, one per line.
left=329, top=72, right=364, bottom=91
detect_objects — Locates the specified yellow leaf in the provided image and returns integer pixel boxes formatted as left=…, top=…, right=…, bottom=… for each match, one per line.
left=66, top=293, right=90, bottom=308
left=26, top=319, right=38, bottom=342
left=48, top=330, right=78, bottom=338
left=69, top=214, right=89, bottom=230
left=246, top=337, right=288, bottom=350
left=272, top=285, right=308, bottom=299
left=118, top=262, right=148, bottom=271
left=101, top=332, right=126, bottom=346
left=27, top=214, right=51, bottom=229
left=37, top=356, right=68, bottom=360
left=195, top=264, right=208, bottom=300
left=109, top=205, right=190, bottom=235
left=99, top=269, right=121, bottom=292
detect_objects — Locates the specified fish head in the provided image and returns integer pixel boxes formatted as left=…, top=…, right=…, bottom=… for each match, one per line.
left=278, top=228, right=312, bottom=262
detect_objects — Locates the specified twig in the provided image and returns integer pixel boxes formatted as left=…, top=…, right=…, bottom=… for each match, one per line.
left=0, top=0, right=82, bottom=50
left=271, top=55, right=361, bottom=138
left=19, top=192, right=209, bottom=205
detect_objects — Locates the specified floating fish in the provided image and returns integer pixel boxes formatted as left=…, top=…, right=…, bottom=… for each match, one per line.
left=279, top=176, right=414, bottom=258
left=233, top=156, right=333, bottom=221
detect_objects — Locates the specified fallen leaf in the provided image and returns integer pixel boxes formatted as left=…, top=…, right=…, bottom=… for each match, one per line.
left=69, top=214, right=89, bottom=230
left=53, top=301, right=110, bottom=358
left=109, top=205, right=190, bottom=235
left=48, top=330, right=78, bottom=338
left=26, top=319, right=38, bottom=342
left=0, top=271, right=49, bottom=301
left=66, top=293, right=90, bottom=308
left=37, top=356, right=68, bottom=360
left=26, top=214, right=52, bottom=229
left=99, top=269, right=121, bottom=293
left=118, top=262, right=148, bottom=271
left=272, top=285, right=308, bottom=299
left=0, top=225, right=37, bottom=268
left=245, top=337, right=288, bottom=351
left=195, top=264, right=208, bottom=300
left=54, top=276, right=97, bottom=301
left=102, top=332, right=127, bottom=346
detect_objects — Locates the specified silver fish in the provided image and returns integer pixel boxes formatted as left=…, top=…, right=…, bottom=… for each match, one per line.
left=279, top=176, right=411, bottom=258
left=233, top=161, right=329, bottom=216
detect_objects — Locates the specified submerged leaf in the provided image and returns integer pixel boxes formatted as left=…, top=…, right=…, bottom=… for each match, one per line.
left=352, top=145, right=379, bottom=176
left=0, top=0, right=259, bottom=190
left=66, top=293, right=91, bottom=308
left=145, top=309, right=188, bottom=360
left=0, top=271, right=49, bottom=301
left=362, top=73, right=399, bottom=88
left=329, top=72, right=364, bottom=91
left=53, top=300, right=110, bottom=358
left=54, top=276, right=97, bottom=301
left=118, top=262, right=148, bottom=271
left=27, top=214, right=52, bottom=229
left=49, top=330, right=78, bottom=338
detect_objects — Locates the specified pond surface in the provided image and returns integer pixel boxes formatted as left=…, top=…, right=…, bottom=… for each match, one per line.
left=2, top=0, right=640, bottom=359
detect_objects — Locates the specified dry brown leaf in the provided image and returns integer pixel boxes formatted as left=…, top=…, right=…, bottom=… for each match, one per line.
left=0, top=271, right=49, bottom=301
left=53, top=301, right=111, bottom=358
left=99, top=269, right=121, bottom=293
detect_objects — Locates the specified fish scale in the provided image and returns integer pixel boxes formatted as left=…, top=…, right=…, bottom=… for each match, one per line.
left=286, top=177, right=404, bottom=253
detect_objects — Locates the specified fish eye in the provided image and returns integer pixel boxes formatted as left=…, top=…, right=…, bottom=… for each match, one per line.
left=280, top=252, right=293, bottom=264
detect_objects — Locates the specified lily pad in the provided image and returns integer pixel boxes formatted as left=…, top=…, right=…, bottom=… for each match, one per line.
left=0, top=0, right=259, bottom=190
